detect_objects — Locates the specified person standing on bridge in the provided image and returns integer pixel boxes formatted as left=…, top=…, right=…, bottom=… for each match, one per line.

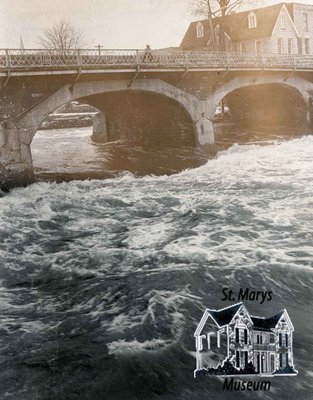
left=143, top=45, right=153, bottom=63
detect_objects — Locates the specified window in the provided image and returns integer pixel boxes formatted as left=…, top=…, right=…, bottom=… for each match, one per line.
left=288, top=38, right=293, bottom=54
left=304, top=12, right=309, bottom=32
left=236, top=351, right=240, bottom=368
left=281, top=10, right=286, bottom=29
left=240, top=43, right=247, bottom=53
left=248, top=12, right=257, bottom=29
left=298, top=38, right=303, bottom=54
left=256, top=334, right=263, bottom=344
left=257, top=354, right=260, bottom=373
left=244, top=351, right=248, bottom=366
left=196, top=22, right=204, bottom=38
left=270, top=354, right=275, bottom=372
left=286, top=353, right=289, bottom=366
left=235, top=328, right=240, bottom=343
left=279, top=332, right=290, bottom=346
left=244, top=329, right=248, bottom=344
left=305, top=38, right=310, bottom=54
left=279, top=353, right=283, bottom=367
left=278, top=38, right=283, bottom=54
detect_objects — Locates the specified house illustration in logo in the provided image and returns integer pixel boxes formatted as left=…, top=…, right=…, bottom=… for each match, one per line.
left=194, top=303, right=297, bottom=377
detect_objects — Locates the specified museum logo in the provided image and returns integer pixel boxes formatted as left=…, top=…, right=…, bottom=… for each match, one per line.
left=193, top=302, right=297, bottom=390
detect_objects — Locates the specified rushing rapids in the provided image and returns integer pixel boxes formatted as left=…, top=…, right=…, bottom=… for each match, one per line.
left=0, top=129, right=313, bottom=399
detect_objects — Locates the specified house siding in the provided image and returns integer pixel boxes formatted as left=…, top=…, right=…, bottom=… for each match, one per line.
left=228, top=307, right=254, bottom=369
left=270, top=6, right=299, bottom=54
left=236, top=6, right=299, bottom=54
left=235, top=37, right=273, bottom=53
left=273, top=315, right=293, bottom=371
left=292, top=4, right=313, bottom=54
left=182, top=3, right=313, bottom=55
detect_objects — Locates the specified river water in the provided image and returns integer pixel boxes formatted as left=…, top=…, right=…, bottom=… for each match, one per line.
left=0, top=125, right=313, bottom=399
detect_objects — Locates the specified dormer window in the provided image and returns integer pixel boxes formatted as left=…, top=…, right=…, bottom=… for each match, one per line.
left=196, top=22, right=204, bottom=38
left=248, top=12, right=257, bottom=29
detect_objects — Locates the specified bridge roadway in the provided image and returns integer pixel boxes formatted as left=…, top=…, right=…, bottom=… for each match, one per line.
left=1, top=48, right=313, bottom=190
left=2, top=49, right=313, bottom=75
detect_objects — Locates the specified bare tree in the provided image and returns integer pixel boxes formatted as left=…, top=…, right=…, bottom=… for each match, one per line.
left=39, top=19, right=85, bottom=51
left=192, top=0, right=260, bottom=18
left=191, top=0, right=263, bottom=50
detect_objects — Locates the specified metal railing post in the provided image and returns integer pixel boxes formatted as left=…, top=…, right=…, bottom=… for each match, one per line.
left=260, top=53, right=264, bottom=67
left=77, top=49, right=82, bottom=67
left=136, top=50, right=140, bottom=67
left=185, top=51, right=189, bottom=67
left=5, top=49, right=11, bottom=69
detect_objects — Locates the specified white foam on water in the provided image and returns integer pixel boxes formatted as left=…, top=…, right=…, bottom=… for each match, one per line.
left=1, top=135, right=313, bottom=348
left=107, top=338, right=170, bottom=354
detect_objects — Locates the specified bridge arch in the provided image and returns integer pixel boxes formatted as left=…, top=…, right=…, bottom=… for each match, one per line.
left=14, top=79, right=211, bottom=145
left=0, top=79, right=215, bottom=188
left=210, top=73, right=313, bottom=119
left=206, top=73, right=313, bottom=134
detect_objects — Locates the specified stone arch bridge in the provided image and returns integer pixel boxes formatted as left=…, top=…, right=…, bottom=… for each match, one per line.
left=1, top=48, right=313, bottom=189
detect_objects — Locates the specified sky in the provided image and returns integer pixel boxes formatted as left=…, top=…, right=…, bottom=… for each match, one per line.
left=1, top=0, right=313, bottom=49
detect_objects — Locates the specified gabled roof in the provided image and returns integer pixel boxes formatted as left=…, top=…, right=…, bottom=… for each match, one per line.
left=194, top=302, right=244, bottom=336
left=195, top=304, right=294, bottom=336
left=223, top=3, right=292, bottom=41
left=251, top=309, right=294, bottom=332
left=180, top=2, right=294, bottom=49
left=251, top=311, right=284, bottom=332
left=209, top=303, right=242, bottom=327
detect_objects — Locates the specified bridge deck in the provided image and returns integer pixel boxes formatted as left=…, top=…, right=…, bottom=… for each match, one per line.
left=1, top=49, right=313, bottom=75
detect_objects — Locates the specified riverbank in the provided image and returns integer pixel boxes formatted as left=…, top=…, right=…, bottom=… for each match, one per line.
left=40, top=112, right=96, bottom=130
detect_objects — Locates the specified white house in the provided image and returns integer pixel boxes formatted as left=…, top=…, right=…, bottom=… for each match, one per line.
left=194, top=302, right=297, bottom=377
left=181, top=2, right=313, bottom=55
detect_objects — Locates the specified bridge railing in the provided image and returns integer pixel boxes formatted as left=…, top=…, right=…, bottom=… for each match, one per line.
left=2, top=48, right=313, bottom=70
left=0, top=49, right=140, bottom=69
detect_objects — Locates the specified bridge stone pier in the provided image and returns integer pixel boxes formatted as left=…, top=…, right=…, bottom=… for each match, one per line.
left=1, top=49, right=313, bottom=190
left=92, top=112, right=108, bottom=143
left=0, top=77, right=215, bottom=190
